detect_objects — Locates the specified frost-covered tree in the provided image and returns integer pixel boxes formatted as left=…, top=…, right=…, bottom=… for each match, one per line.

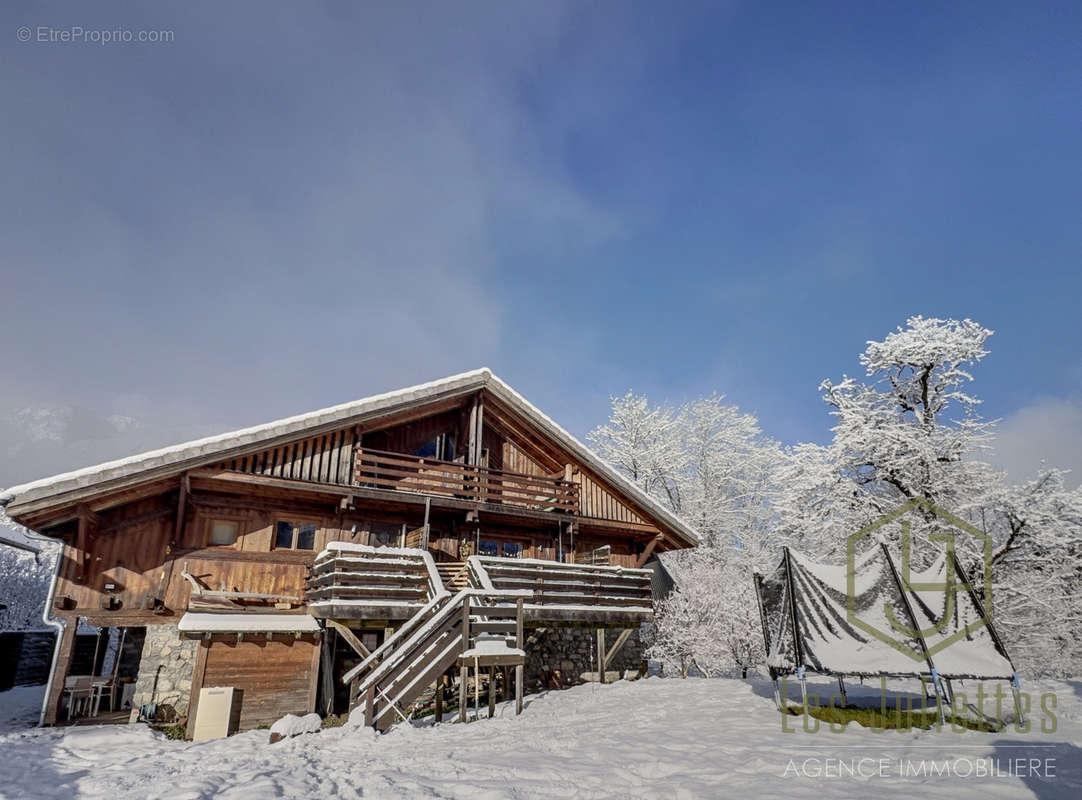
left=590, top=392, right=783, bottom=676
left=590, top=393, right=783, bottom=551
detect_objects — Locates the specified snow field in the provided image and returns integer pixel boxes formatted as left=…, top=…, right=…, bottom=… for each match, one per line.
left=0, top=676, right=1080, bottom=799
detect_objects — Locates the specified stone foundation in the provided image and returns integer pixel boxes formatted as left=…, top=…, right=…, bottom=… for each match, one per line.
left=524, top=626, right=644, bottom=690
left=128, top=624, right=197, bottom=724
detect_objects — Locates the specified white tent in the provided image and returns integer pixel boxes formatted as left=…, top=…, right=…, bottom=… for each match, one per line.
left=754, top=545, right=1021, bottom=718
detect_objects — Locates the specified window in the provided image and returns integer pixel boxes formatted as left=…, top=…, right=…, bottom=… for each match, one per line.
left=209, top=520, right=239, bottom=546
left=369, top=522, right=400, bottom=547
left=478, top=539, right=499, bottom=557
left=502, top=541, right=523, bottom=558
left=275, top=520, right=317, bottom=550
left=411, top=433, right=453, bottom=461
left=478, top=539, right=525, bottom=558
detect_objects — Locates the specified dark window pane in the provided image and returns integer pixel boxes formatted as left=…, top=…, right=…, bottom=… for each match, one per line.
left=502, top=541, right=522, bottom=558
left=296, top=523, right=316, bottom=550
left=413, top=439, right=437, bottom=458
left=478, top=539, right=499, bottom=557
left=370, top=522, right=399, bottom=547
left=275, top=521, right=295, bottom=549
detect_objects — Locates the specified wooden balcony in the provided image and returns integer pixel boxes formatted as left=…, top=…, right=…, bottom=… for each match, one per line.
left=306, top=543, right=445, bottom=620
left=354, top=447, right=579, bottom=515
left=468, top=556, right=654, bottom=625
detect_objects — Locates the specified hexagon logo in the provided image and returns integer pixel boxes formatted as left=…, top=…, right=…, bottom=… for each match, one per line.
left=845, top=498, right=994, bottom=662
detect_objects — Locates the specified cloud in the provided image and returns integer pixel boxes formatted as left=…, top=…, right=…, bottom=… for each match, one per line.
left=992, top=397, right=1082, bottom=488
left=0, top=2, right=633, bottom=488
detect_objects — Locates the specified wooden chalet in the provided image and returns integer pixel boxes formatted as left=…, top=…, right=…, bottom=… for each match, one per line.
left=1, top=369, right=696, bottom=733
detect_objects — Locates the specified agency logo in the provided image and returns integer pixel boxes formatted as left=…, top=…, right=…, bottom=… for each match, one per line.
left=845, top=498, right=994, bottom=661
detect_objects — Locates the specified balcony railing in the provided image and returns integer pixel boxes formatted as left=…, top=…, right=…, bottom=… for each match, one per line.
left=354, top=447, right=579, bottom=514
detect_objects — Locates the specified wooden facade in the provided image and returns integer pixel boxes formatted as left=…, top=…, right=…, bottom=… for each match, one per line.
left=3, top=372, right=694, bottom=731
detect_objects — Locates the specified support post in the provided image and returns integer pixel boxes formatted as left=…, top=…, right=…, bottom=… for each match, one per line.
left=837, top=676, right=847, bottom=707
left=364, top=684, right=375, bottom=727
left=515, top=597, right=524, bottom=714
left=422, top=496, right=431, bottom=550
left=488, top=667, right=496, bottom=718
left=474, top=659, right=480, bottom=720
left=515, top=664, right=524, bottom=715
left=434, top=678, right=443, bottom=724
left=596, top=629, right=607, bottom=683
left=462, top=596, right=471, bottom=651
left=798, top=666, right=808, bottom=708
left=459, top=666, right=468, bottom=723
left=43, top=621, right=77, bottom=725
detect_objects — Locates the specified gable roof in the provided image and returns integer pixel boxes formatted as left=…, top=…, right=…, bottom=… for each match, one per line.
left=0, top=369, right=698, bottom=546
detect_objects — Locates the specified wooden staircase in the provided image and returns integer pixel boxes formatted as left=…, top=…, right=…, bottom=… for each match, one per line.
left=344, top=587, right=528, bottom=731
left=436, top=561, right=470, bottom=592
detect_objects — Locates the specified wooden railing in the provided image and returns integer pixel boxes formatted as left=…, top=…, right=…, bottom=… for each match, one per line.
left=468, top=556, right=654, bottom=617
left=344, top=587, right=529, bottom=730
left=354, top=447, right=579, bottom=514
left=305, top=543, right=446, bottom=618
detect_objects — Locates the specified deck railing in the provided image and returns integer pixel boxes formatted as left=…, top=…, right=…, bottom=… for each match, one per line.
left=354, top=447, right=579, bottom=514
left=468, top=556, right=654, bottom=619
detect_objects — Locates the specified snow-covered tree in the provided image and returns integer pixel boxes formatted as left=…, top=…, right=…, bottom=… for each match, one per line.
left=590, top=392, right=784, bottom=676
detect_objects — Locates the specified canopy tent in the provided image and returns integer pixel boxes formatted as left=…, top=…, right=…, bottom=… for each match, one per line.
left=755, top=545, right=1016, bottom=682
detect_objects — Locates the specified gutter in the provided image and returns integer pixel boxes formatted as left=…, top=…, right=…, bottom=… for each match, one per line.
left=37, top=543, right=65, bottom=727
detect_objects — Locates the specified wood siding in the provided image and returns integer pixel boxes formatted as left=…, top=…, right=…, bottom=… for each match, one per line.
left=210, top=428, right=358, bottom=486
left=52, top=496, right=173, bottom=618
left=199, top=637, right=318, bottom=730
left=574, top=471, right=648, bottom=526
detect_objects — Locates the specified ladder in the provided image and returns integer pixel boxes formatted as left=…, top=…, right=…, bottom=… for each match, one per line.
left=344, top=587, right=529, bottom=731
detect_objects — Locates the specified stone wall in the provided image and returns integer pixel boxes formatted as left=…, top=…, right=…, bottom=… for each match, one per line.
left=524, top=626, right=644, bottom=690
left=128, top=624, right=197, bottom=723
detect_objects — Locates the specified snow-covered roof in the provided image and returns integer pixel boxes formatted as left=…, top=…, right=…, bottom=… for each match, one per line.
left=177, top=612, right=321, bottom=634
left=0, top=513, right=46, bottom=554
left=0, top=368, right=698, bottom=546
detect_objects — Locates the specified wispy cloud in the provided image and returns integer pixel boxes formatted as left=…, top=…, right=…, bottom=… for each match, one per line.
left=993, top=397, right=1082, bottom=488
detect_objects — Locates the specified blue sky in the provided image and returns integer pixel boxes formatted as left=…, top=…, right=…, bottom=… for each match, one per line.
left=1, top=1, right=1079, bottom=488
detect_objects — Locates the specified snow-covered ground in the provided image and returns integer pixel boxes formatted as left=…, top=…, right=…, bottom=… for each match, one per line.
left=0, top=677, right=1080, bottom=799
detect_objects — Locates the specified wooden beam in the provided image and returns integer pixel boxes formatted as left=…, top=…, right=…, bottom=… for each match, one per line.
left=458, top=665, right=468, bottom=723
left=308, top=634, right=323, bottom=713
left=174, top=473, right=189, bottom=542
left=467, top=393, right=480, bottom=466
left=596, top=629, right=607, bottom=684
left=186, top=639, right=211, bottom=738
left=326, top=620, right=371, bottom=658
left=515, top=598, right=524, bottom=715
left=602, top=628, right=634, bottom=670
left=635, top=535, right=663, bottom=568
left=43, top=621, right=77, bottom=725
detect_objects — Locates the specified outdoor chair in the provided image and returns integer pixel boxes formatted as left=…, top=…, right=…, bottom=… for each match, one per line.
left=63, top=676, right=93, bottom=719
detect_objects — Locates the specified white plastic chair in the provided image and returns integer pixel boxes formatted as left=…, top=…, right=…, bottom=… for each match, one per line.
left=64, top=676, right=93, bottom=719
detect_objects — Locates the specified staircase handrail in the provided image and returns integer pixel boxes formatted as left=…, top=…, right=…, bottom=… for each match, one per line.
left=343, top=587, right=531, bottom=690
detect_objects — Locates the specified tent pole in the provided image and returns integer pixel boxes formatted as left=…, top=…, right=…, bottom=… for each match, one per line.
left=837, top=676, right=847, bottom=707
left=1011, top=674, right=1026, bottom=727
left=880, top=543, right=947, bottom=725
left=772, top=678, right=783, bottom=711
left=797, top=667, right=808, bottom=708
left=782, top=548, right=807, bottom=675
